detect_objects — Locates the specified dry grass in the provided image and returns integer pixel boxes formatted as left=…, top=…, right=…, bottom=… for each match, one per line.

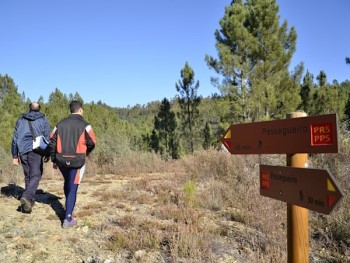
left=1, top=128, right=349, bottom=262
left=87, top=150, right=284, bottom=261
left=75, top=209, right=94, bottom=218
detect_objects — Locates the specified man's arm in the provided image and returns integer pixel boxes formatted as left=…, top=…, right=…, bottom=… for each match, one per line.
left=43, top=117, right=51, bottom=142
left=49, top=127, right=58, bottom=161
left=11, top=119, right=20, bottom=164
left=85, top=125, right=96, bottom=156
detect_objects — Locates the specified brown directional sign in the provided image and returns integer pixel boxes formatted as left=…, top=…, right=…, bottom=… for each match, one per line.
left=221, top=113, right=338, bottom=154
left=259, top=165, right=344, bottom=215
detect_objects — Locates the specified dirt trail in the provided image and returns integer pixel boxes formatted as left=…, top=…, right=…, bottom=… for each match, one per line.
left=1, top=170, right=247, bottom=263
left=1, top=174, right=125, bottom=263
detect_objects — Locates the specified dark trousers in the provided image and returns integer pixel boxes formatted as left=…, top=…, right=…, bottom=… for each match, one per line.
left=58, top=167, right=79, bottom=221
left=20, top=151, right=43, bottom=204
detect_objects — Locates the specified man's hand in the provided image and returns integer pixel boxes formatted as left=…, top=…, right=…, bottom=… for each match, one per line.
left=12, top=158, right=19, bottom=166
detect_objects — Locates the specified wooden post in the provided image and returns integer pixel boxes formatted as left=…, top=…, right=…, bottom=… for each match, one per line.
left=287, top=112, right=309, bottom=263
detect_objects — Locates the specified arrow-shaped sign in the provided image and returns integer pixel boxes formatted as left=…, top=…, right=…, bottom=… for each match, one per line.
left=259, top=165, right=344, bottom=215
left=222, top=114, right=338, bottom=154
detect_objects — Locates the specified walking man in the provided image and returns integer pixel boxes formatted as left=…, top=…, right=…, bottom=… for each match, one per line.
left=11, top=102, right=51, bottom=213
left=50, top=100, right=96, bottom=229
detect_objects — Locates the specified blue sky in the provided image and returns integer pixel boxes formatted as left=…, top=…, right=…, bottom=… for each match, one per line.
left=0, top=0, right=349, bottom=108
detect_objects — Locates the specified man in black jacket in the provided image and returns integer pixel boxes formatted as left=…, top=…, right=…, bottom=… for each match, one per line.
left=50, top=100, right=96, bottom=229
left=11, top=102, right=51, bottom=213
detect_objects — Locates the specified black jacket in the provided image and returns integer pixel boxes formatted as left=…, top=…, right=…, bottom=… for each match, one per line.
left=50, top=114, right=96, bottom=168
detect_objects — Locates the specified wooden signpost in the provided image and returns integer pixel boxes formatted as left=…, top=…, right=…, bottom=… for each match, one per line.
left=221, top=112, right=343, bottom=263
left=259, top=165, right=344, bottom=215
left=221, top=113, right=338, bottom=154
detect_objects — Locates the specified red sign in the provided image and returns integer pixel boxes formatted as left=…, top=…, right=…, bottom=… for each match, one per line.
left=260, top=171, right=271, bottom=190
left=311, top=122, right=334, bottom=145
left=259, top=165, right=344, bottom=215
left=222, top=114, right=338, bottom=154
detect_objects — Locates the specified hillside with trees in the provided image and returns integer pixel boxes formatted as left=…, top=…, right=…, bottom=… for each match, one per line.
left=0, top=0, right=350, bottom=262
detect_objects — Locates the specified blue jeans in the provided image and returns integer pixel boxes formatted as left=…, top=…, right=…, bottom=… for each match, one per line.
left=20, top=151, right=43, bottom=204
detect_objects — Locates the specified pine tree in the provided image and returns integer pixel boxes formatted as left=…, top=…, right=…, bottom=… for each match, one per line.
left=0, top=75, right=25, bottom=151
left=206, top=0, right=298, bottom=122
left=202, top=122, right=213, bottom=150
left=316, top=70, right=327, bottom=87
left=149, top=129, right=160, bottom=153
left=68, top=92, right=84, bottom=104
left=206, top=0, right=254, bottom=123
left=46, top=88, right=69, bottom=126
left=300, top=71, right=314, bottom=113
left=331, top=82, right=349, bottom=120
left=176, top=62, right=201, bottom=153
left=0, top=74, right=20, bottom=102
left=345, top=93, right=350, bottom=128
left=153, top=98, right=179, bottom=159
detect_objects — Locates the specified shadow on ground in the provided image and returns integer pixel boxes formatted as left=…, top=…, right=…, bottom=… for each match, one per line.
left=1, top=183, right=65, bottom=222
